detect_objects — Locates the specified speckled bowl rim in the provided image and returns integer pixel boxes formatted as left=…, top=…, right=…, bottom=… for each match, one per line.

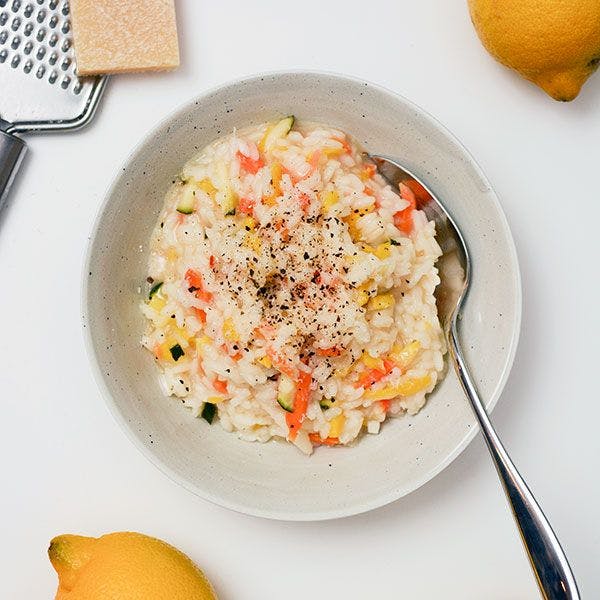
left=82, top=69, right=522, bottom=521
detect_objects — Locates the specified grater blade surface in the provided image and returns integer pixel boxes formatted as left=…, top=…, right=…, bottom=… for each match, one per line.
left=0, top=0, right=104, bottom=129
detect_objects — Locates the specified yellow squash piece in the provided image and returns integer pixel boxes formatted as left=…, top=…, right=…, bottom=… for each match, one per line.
left=328, top=414, right=346, bottom=438
left=361, top=352, right=384, bottom=371
left=390, top=340, right=422, bottom=370
left=196, top=178, right=217, bottom=198
left=364, top=375, right=432, bottom=401
left=48, top=532, right=216, bottom=600
left=257, top=355, right=272, bottom=368
left=367, top=293, right=395, bottom=311
left=321, top=190, right=339, bottom=213
left=244, top=232, right=262, bottom=254
left=222, top=318, right=239, bottom=342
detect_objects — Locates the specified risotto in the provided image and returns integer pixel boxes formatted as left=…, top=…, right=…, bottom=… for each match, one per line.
left=141, top=118, right=446, bottom=454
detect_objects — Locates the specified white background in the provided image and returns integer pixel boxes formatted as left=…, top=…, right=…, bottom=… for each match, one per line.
left=2, top=1, right=599, bottom=598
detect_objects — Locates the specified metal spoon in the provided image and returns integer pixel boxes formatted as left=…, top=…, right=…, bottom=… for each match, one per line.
left=368, top=154, right=579, bottom=600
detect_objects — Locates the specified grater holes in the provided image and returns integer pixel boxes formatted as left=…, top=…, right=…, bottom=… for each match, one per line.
left=59, top=55, right=68, bottom=70
left=60, top=17, right=68, bottom=33
left=11, top=0, right=20, bottom=12
left=49, top=0, right=58, bottom=8
left=48, top=67, right=57, bottom=83
left=35, top=63, right=44, bottom=77
left=10, top=14, right=19, bottom=29
left=36, top=8, right=44, bottom=23
left=0, top=48, right=6, bottom=61
left=48, top=30, right=56, bottom=45
left=9, top=32, right=18, bottom=47
left=10, top=52, right=19, bottom=66
left=35, top=44, right=43, bottom=58
left=48, top=14, right=57, bottom=28
left=22, top=56, right=31, bottom=72
left=0, top=12, right=7, bottom=26
left=60, top=37, right=68, bottom=51
left=36, top=0, right=42, bottom=4
left=61, top=0, right=67, bottom=15
left=0, top=30, right=6, bottom=44
left=47, top=48, right=56, bottom=63
left=23, top=21, right=32, bottom=35
left=23, top=2, right=32, bottom=17
left=35, top=25, right=44, bottom=40
left=22, top=38, right=31, bottom=52
left=0, top=0, right=6, bottom=6
left=60, top=73, right=69, bottom=88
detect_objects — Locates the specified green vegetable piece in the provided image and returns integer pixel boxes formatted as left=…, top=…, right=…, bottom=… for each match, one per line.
left=201, top=402, right=216, bottom=424
left=148, top=281, right=163, bottom=299
left=389, top=239, right=401, bottom=246
left=169, top=343, right=184, bottom=361
left=319, top=398, right=335, bottom=410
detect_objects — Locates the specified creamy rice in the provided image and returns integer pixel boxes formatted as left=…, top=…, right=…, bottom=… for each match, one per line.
left=141, top=118, right=446, bottom=454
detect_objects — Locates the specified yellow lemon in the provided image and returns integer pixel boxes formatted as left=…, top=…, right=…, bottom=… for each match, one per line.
left=468, top=0, right=600, bottom=101
left=49, top=532, right=217, bottom=600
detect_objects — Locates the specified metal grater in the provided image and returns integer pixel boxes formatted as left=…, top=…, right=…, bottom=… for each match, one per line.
left=0, top=0, right=107, bottom=205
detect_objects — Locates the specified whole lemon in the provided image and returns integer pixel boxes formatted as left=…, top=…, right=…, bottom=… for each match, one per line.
left=48, top=532, right=217, bottom=600
left=468, top=0, right=600, bottom=101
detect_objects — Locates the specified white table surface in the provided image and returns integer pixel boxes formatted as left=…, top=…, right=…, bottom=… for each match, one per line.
left=2, top=1, right=599, bottom=598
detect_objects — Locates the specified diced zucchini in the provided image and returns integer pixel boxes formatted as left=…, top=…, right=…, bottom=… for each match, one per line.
left=277, top=374, right=296, bottom=412
left=216, top=161, right=238, bottom=215
left=169, top=343, right=184, bottom=361
left=261, top=116, right=295, bottom=152
left=176, top=186, right=196, bottom=214
left=148, top=281, right=163, bottom=299
left=319, top=398, right=335, bottom=410
left=201, top=402, right=216, bottom=423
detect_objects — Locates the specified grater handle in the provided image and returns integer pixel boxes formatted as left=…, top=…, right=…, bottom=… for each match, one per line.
left=0, top=130, right=27, bottom=210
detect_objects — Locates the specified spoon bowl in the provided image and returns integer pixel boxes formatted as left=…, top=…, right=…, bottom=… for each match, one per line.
left=369, top=154, right=580, bottom=600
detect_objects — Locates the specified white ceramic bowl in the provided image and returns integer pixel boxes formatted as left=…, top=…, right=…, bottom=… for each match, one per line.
left=83, top=71, right=521, bottom=521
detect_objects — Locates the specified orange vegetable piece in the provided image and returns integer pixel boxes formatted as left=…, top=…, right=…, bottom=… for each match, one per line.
left=236, top=150, right=264, bottom=174
left=185, top=269, right=213, bottom=303
left=238, top=196, right=255, bottom=216
left=286, top=370, right=311, bottom=441
left=309, top=433, right=339, bottom=446
left=212, top=378, right=228, bottom=394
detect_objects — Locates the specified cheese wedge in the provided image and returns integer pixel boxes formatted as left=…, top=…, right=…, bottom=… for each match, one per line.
left=71, top=0, right=180, bottom=76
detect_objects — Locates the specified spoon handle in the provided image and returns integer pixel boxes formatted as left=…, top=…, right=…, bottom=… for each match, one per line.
left=449, top=324, right=580, bottom=600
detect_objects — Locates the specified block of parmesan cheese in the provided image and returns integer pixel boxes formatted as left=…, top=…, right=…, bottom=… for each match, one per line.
left=71, top=0, right=180, bottom=76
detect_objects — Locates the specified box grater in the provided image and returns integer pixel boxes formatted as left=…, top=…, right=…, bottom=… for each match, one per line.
left=0, top=0, right=107, bottom=206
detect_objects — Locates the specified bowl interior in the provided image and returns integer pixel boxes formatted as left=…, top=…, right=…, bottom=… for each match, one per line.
left=84, top=72, right=521, bottom=520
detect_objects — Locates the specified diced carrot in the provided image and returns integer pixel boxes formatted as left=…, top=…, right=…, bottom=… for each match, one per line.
left=355, top=359, right=396, bottom=389
left=333, top=136, right=352, bottom=154
left=393, top=209, right=413, bottom=235
left=286, top=370, right=311, bottom=441
left=192, top=307, right=207, bottom=324
left=298, top=192, right=311, bottom=213
left=399, top=182, right=417, bottom=209
left=307, top=150, right=321, bottom=173
left=185, top=269, right=213, bottom=303
left=309, top=433, right=339, bottom=446
left=361, top=164, right=377, bottom=180
left=238, top=196, right=255, bottom=216
left=364, top=187, right=376, bottom=197
left=209, top=255, right=216, bottom=268
left=404, top=179, right=430, bottom=206
left=266, top=348, right=297, bottom=379
left=316, top=346, right=342, bottom=357
left=212, top=377, right=228, bottom=394
left=236, top=150, right=264, bottom=174
left=219, top=343, right=242, bottom=361
left=380, top=399, right=391, bottom=412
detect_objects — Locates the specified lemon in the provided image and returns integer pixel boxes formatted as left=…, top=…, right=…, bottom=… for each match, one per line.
left=49, top=532, right=217, bottom=600
left=468, top=0, right=600, bottom=101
